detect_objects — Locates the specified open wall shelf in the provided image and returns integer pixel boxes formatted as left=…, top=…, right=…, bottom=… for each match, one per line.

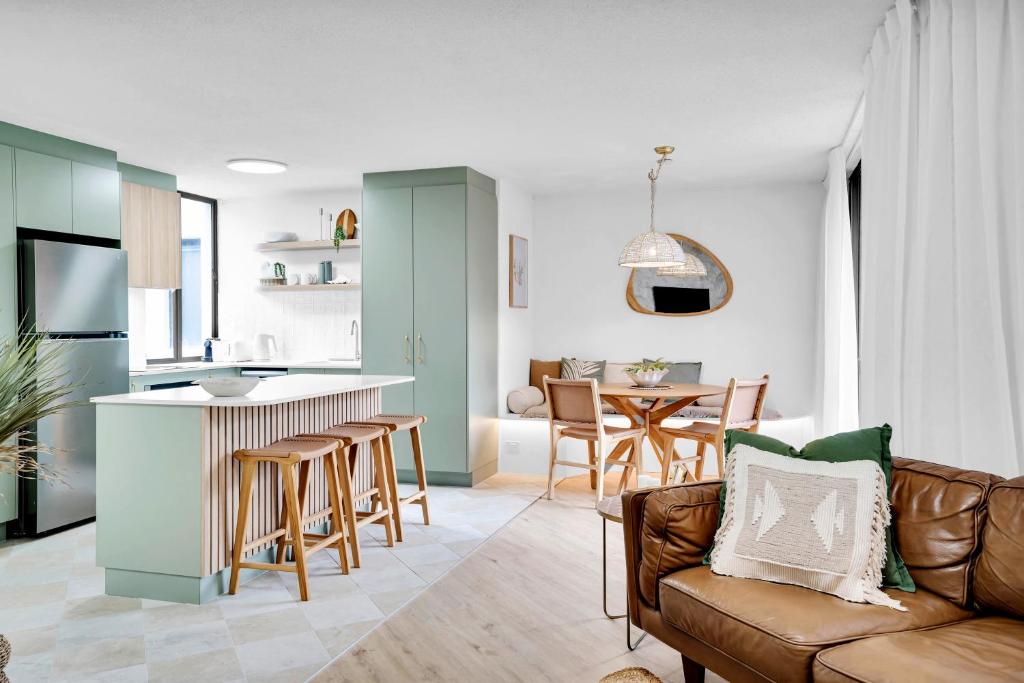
left=255, top=239, right=360, bottom=252
left=257, top=283, right=360, bottom=292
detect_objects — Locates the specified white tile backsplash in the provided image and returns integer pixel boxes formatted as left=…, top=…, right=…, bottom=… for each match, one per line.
left=220, top=289, right=361, bottom=361
left=217, top=188, right=363, bottom=361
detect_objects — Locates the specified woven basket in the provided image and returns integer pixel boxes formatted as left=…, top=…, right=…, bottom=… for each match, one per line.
left=0, top=633, right=11, bottom=677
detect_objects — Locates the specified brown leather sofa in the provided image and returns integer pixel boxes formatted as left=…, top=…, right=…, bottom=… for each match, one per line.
left=622, top=457, right=1024, bottom=682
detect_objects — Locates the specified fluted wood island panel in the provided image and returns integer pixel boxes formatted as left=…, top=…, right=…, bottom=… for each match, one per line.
left=93, top=374, right=412, bottom=604
left=202, top=391, right=379, bottom=576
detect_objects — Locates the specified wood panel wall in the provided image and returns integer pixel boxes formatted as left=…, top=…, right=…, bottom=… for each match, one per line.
left=200, top=388, right=381, bottom=576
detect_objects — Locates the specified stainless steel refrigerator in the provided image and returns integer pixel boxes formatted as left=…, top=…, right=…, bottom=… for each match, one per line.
left=19, top=239, right=129, bottom=534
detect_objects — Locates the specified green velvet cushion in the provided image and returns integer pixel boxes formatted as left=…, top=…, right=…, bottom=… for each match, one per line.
left=704, top=425, right=915, bottom=592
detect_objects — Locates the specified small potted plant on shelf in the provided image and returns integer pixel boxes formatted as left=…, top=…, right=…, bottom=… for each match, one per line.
left=624, top=358, right=671, bottom=388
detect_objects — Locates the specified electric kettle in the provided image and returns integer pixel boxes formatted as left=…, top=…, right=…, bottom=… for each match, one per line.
left=253, top=333, right=278, bottom=361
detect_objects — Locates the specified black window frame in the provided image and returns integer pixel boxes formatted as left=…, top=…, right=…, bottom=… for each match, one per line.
left=847, top=162, right=861, bottom=333
left=146, top=191, right=219, bottom=364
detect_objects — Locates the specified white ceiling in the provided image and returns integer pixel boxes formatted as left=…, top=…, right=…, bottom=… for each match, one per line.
left=0, top=0, right=890, bottom=198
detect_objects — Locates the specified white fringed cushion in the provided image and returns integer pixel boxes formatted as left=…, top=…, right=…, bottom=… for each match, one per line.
left=711, top=445, right=904, bottom=610
left=507, top=386, right=544, bottom=414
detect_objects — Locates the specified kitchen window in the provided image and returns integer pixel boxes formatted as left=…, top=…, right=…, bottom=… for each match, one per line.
left=145, top=192, right=219, bottom=362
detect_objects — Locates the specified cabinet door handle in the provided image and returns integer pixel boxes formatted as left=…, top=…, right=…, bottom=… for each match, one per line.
left=403, top=335, right=412, bottom=364
left=416, top=334, right=424, bottom=364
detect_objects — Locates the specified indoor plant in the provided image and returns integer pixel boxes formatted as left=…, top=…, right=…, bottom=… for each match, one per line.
left=0, top=329, right=79, bottom=486
left=625, top=358, right=670, bottom=387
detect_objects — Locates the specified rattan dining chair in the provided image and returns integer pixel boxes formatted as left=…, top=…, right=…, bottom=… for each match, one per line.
left=658, top=374, right=770, bottom=483
left=543, top=377, right=643, bottom=505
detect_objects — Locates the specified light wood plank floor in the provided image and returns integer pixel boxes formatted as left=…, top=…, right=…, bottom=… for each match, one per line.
left=312, top=474, right=727, bottom=682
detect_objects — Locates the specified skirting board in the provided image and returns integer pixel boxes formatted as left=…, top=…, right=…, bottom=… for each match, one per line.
left=104, top=521, right=333, bottom=604
left=398, top=458, right=498, bottom=488
left=105, top=546, right=276, bottom=605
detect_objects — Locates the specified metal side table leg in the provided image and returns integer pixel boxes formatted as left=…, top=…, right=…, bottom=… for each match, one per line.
left=602, top=517, right=647, bottom=650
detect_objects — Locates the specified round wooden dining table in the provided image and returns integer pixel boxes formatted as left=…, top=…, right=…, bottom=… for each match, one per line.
left=598, top=382, right=728, bottom=482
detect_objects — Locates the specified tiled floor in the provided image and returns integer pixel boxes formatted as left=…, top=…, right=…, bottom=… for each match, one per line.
left=0, top=475, right=545, bottom=682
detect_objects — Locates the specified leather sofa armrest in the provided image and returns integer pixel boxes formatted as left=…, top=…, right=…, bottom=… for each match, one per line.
left=623, top=481, right=723, bottom=619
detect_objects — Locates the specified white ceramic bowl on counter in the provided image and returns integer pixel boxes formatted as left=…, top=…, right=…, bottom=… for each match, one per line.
left=193, top=377, right=261, bottom=397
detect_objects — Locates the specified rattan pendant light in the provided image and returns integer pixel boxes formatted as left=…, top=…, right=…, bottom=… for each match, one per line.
left=618, top=146, right=687, bottom=268
left=657, top=252, right=708, bottom=277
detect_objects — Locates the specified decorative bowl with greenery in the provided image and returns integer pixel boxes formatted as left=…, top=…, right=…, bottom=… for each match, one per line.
left=0, top=329, right=80, bottom=487
left=625, top=358, right=671, bottom=387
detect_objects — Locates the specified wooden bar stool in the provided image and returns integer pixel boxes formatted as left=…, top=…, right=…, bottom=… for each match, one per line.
left=349, top=414, right=430, bottom=542
left=229, top=437, right=349, bottom=602
left=296, top=424, right=395, bottom=568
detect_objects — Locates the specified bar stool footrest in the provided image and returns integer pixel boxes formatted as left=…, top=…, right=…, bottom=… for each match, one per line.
left=352, top=489, right=379, bottom=504
left=242, top=528, right=287, bottom=554
left=353, top=509, right=390, bottom=526
left=238, top=561, right=298, bottom=573
left=399, top=491, right=427, bottom=505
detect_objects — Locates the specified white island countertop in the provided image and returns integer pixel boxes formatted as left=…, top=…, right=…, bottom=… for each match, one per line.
left=93, top=374, right=412, bottom=407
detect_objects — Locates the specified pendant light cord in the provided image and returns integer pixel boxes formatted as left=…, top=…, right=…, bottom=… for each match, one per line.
left=648, top=150, right=671, bottom=232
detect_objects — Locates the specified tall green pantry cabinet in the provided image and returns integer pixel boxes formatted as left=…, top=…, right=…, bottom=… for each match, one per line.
left=0, top=145, right=15, bottom=537
left=362, top=168, right=498, bottom=486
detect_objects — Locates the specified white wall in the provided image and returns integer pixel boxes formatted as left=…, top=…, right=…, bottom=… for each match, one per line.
left=497, top=180, right=534, bottom=412
left=532, top=182, right=824, bottom=417
left=218, top=188, right=363, bottom=360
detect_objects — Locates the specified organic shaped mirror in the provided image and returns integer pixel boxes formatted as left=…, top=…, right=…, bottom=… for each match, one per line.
left=626, top=234, right=732, bottom=316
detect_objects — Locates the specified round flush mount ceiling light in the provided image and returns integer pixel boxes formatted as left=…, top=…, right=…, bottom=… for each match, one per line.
left=226, top=159, right=288, bottom=174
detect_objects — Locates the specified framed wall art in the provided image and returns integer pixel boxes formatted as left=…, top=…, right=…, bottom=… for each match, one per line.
left=509, top=234, right=528, bottom=308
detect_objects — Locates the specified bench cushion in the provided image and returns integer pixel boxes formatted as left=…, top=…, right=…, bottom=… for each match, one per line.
left=529, top=359, right=561, bottom=391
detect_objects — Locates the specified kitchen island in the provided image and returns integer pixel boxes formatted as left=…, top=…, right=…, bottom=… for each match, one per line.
left=91, top=373, right=413, bottom=604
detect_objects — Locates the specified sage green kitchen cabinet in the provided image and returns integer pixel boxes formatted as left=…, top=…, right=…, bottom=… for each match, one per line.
left=362, top=167, right=498, bottom=486
left=0, top=145, right=15, bottom=343
left=15, top=148, right=72, bottom=233
left=72, top=161, right=120, bottom=239
left=412, top=184, right=469, bottom=478
left=286, top=368, right=362, bottom=376
left=0, top=144, right=16, bottom=527
left=361, top=185, right=416, bottom=468
left=128, top=367, right=240, bottom=392
left=320, top=368, right=361, bottom=375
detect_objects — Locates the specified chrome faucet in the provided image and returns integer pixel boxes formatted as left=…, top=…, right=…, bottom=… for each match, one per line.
left=350, top=320, right=360, bottom=360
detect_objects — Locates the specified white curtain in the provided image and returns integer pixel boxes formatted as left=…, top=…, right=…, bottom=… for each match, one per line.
left=860, top=0, right=1024, bottom=476
left=816, top=148, right=860, bottom=436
